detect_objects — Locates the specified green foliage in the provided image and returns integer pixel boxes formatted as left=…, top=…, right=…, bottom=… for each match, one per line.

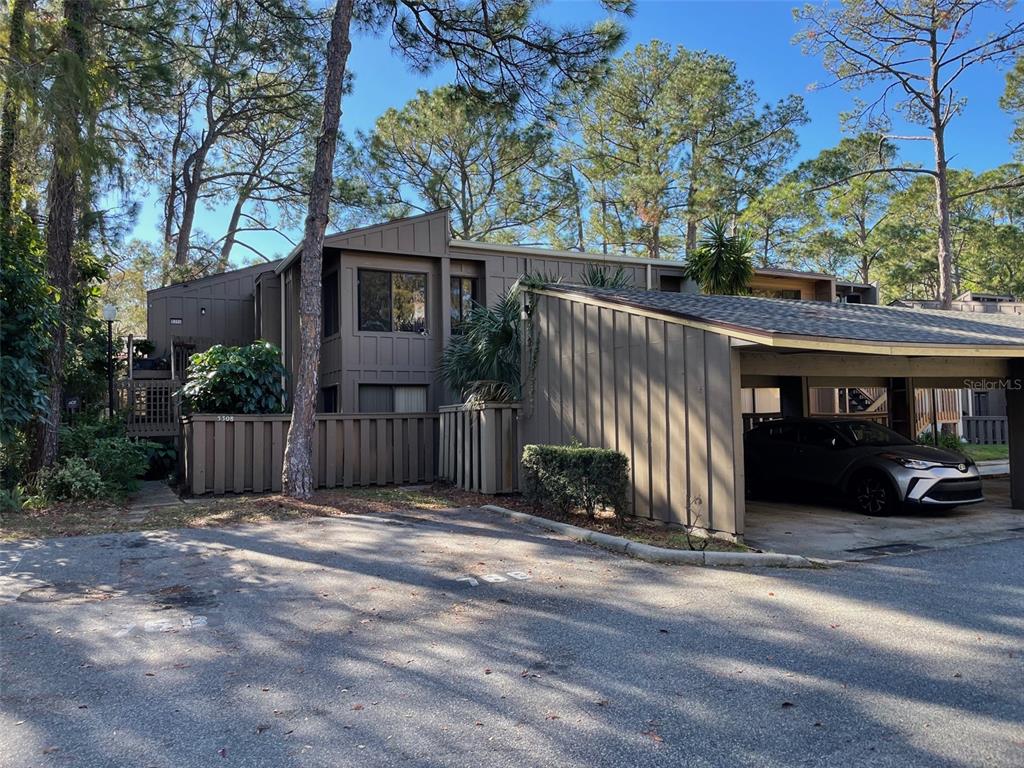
left=0, top=214, right=56, bottom=441
left=440, top=289, right=522, bottom=403
left=56, top=419, right=155, bottom=498
left=1004, top=56, right=1024, bottom=158
left=0, top=486, right=27, bottom=515
left=918, top=430, right=965, bottom=454
left=343, top=86, right=558, bottom=241
left=580, top=264, right=632, bottom=289
left=566, top=41, right=806, bottom=257
left=37, top=457, right=106, bottom=502
left=59, top=417, right=126, bottom=459
left=89, top=437, right=153, bottom=496
left=180, top=342, right=287, bottom=414
left=522, top=443, right=630, bottom=519
left=683, top=217, right=754, bottom=295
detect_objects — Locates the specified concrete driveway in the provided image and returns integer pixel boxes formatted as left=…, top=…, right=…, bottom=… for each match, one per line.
left=2, top=506, right=1022, bottom=768
left=745, top=476, right=1024, bottom=560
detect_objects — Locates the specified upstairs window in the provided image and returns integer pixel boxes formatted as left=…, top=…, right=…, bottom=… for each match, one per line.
left=358, top=270, right=427, bottom=333
left=322, top=271, right=339, bottom=337
left=450, top=277, right=478, bottom=333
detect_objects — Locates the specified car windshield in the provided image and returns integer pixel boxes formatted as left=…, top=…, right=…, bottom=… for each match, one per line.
left=832, top=421, right=914, bottom=447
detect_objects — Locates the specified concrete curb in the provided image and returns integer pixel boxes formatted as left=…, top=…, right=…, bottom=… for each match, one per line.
left=480, top=505, right=819, bottom=568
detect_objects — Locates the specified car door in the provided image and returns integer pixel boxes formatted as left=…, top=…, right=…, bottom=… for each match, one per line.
left=795, top=422, right=847, bottom=490
left=748, top=422, right=801, bottom=488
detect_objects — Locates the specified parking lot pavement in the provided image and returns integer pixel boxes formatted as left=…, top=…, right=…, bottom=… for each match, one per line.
left=745, top=476, right=1024, bottom=560
left=2, top=506, right=1022, bottom=768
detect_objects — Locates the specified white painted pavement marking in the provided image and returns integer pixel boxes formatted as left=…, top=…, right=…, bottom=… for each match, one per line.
left=455, top=571, right=532, bottom=587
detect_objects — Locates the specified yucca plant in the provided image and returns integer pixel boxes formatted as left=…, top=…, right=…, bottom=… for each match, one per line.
left=580, top=264, right=632, bottom=288
left=683, top=217, right=754, bottom=295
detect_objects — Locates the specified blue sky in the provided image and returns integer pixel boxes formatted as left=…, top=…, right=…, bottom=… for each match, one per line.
left=133, top=0, right=1020, bottom=265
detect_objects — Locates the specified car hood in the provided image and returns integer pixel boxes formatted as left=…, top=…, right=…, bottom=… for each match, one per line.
left=863, top=443, right=969, bottom=465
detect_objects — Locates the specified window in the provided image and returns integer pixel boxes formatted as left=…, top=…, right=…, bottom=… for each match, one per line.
left=843, top=294, right=862, bottom=304
left=751, top=288, right=802, bottom=300
left=450, top=277, right=478, bottom=333
left=320, top=385, right=339, bottom=413
left=659, top=275, right=684, bottom=292
left=358, top=270, right=427, bottom=333
left=358, top=384, right=428, bottom=413
left=798, top=423, right=839, bottom=449
left=322, top=271, right=339, bottom=337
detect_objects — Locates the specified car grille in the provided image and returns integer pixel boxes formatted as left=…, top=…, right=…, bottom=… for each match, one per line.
left=924, top=478, right=983, bottom=503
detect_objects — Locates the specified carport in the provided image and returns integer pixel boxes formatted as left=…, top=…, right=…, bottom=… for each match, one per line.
left=521, top=286, right=1024, bottom=541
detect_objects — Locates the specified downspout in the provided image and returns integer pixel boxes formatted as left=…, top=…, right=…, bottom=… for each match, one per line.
left=646, top=263, right=652, bottom=290
left=280, top=270, right=287, bottom=407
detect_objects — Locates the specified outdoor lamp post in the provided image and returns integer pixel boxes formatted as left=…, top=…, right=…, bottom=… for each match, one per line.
left=103, top=303, right=117, bottom=415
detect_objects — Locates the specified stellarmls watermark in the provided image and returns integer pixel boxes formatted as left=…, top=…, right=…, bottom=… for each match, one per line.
left=962, top=379, right=1024, bottom=391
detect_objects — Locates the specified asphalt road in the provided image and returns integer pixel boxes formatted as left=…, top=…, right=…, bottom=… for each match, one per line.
left=1, top=507, right=1022, bottom=768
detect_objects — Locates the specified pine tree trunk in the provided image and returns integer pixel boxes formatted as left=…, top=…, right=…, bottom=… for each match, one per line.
left=31, top=0, right=89, bottom=471
left=928, top=30, right=954, bottom=310
left=282, top=0, right=354, bottom=499
left=932, top=146, right=954, bottom=309
left=0, top=0, right=29, bottom=235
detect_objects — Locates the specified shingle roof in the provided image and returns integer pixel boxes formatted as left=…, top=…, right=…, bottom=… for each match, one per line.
left=540, top=285, right=1024, bottom=348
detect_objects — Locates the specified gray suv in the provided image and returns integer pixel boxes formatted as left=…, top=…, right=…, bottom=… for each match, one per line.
left=744, top=418, right=984, bottom=515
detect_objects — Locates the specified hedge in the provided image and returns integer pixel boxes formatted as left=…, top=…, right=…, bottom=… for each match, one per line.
left=521, top=444, right=630, bottom=519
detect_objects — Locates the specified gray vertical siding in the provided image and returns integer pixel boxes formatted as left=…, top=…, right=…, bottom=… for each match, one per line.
left=522, top=292, right=744, bottom=535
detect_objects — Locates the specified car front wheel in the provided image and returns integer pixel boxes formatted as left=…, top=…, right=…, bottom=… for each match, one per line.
left=852, top=472, right=898, bottom=516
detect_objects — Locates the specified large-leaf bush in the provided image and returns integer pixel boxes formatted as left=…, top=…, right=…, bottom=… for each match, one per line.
left=180, top=342, right=287, bottom=414
left=38, top=458, right=107, bottom=502
left=521, top=444, right=630, bottom=520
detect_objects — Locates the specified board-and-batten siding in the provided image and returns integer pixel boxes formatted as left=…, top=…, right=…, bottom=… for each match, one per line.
left=523, top=293, right=744, bottom=535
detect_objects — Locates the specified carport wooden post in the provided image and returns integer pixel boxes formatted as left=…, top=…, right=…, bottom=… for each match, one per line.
left=779, top=376, right=808, bottom=418
left=888, top=378, right=918, bottom=438
left=1008, top=360, right=1024, bottom=510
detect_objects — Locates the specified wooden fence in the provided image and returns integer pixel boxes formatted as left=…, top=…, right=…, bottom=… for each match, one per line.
left=439, top=403, right=521, bottom=494
left=182, top=412, right=438, bottom=495
left=963, top=416, right=1009, bottom=445
left=119, top=379, right=180, bottom=437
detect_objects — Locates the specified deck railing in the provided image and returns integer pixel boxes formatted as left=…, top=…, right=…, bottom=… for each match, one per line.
left=118, top=379, right=180, bottom=437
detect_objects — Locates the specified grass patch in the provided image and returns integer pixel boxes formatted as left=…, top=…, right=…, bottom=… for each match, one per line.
left=961, top=444, right=1009, bottom=462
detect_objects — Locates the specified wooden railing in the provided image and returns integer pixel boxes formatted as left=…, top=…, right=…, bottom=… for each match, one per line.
left=119, top=379, right=180, bottom=437
left=182, top=412, right=438, bottom=495
left=439, top=402, right=521, bottom=494
left=963, top=416, right=1009, bottom=445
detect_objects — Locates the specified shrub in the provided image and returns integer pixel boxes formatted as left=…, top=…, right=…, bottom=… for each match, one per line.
left=521, top=444, right=630, bottom=519
left=90, top=437, right=153, bottom=496
left=180, top=341, right=287, bottom=414
left=918, top=429, right=964, bottom=454
left=60, top=417, right=125, bottom=459
left=38, top=458, right=106, bottom=502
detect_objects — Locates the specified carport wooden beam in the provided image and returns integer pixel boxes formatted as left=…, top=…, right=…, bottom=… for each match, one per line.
left=1009, top=360, right=1023, bottom=510
left=739, top=351, right=1010, bottom=382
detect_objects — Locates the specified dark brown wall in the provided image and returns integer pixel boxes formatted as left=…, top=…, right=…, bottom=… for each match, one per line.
left=521, top=291, right=744, bottom=535
left=146, top=261, right=279, bottom=359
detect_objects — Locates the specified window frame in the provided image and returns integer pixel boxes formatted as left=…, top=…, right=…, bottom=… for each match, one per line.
left=322, top=269, right=339, bottom=338
left=449, top=275, right=479, bottom=334
left=357, top=268, right=428, bottom=334
left=319, top=384, right=339, bottom=414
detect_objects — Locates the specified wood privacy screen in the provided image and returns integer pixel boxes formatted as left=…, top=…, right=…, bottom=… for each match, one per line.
left=963, top=416, right=1009, bottom=445
left=182, top=413, right=438, bottom=495
left=438, top=403, right=521, bottom=494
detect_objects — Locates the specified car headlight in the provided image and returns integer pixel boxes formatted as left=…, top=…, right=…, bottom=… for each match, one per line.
left=880, top=453, right=943, bottom=470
